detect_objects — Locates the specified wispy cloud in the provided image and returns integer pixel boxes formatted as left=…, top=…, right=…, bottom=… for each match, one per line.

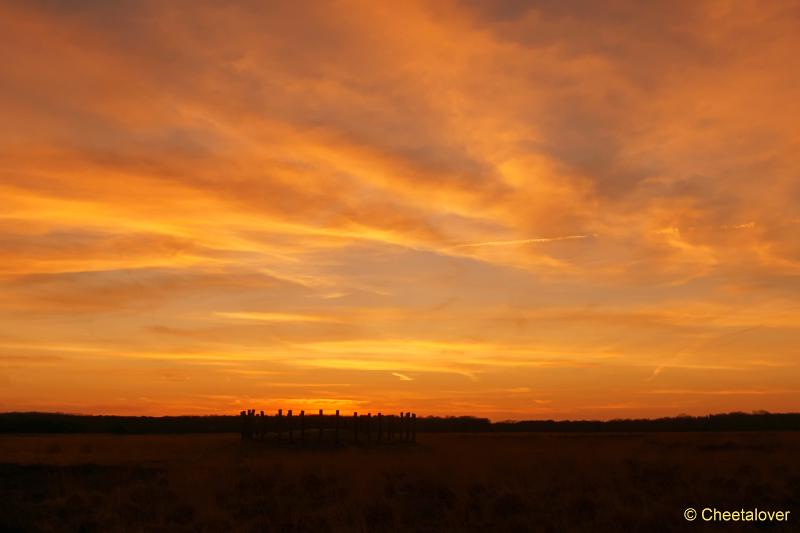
left=453, top=234, right=595, bottom=249
left=214, top=311, right=339, bottom=323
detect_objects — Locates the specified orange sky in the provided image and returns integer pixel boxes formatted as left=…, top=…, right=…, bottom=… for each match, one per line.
left=1, top=1, right=799, bottom=420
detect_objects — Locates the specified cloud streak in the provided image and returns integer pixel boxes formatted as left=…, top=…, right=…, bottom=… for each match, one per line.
left=453, top=234, right=595, bottom=248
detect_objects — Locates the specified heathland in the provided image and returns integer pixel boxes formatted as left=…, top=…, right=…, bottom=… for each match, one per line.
left=1, top=431, right=798, bottom=532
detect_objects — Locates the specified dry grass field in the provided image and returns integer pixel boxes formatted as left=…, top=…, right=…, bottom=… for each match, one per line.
left=1, top=432, right=798, bottom=532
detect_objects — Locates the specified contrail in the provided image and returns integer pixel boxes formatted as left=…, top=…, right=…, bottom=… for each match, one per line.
left=454, top=234, right=594, bottom=249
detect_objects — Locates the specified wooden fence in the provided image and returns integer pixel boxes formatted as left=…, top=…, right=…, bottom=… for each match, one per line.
left=239, top=409, right=417, bottom=445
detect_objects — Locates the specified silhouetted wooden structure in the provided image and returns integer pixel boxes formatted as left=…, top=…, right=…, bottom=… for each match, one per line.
left=239, top=408, right=418, bottom=446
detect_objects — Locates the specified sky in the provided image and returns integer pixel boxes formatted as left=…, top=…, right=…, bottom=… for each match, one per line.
left=1, top=0, right=799, bottom=420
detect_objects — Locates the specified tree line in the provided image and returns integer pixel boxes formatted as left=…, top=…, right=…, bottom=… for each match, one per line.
left=0, top=411, right=797, bottom=434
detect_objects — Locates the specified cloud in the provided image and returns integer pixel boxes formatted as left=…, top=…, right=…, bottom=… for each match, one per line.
left=214, top=311, right=340, bottom=323
left=1, top=0, right=799, bottom=417
left=453, top=234, right=595, bottom=248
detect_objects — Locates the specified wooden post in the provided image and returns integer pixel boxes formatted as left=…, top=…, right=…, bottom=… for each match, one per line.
left=240, top=410, right=246, bottom=442
left=366, top=413, right=372, bottom=444
left=318, top=409, right=323, bottom=442
left=399, top=412, right=404, bottom=441
left=335, top=410, right=340, bottom=445
left=412, top=413, right=416, bottom=442
left=277, top=409, right=283, bottom=441
left=387, top=414, right=392, bottom=441
left=405, top=412, right=411, bottom=441
left=300, top=410, right=305, bottom=443
left=288, top=410, right=293, bottom=442
left=377, top=413, right=383, bottom=442
left=353, top=411, right=358, bottom=443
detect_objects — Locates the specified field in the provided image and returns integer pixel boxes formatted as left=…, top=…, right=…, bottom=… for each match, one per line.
left=1, top=432, right=798, bottom=532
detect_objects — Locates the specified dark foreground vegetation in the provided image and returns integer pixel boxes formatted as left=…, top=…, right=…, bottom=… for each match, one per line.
left=1, top=411, right=799, bottom=434
left=0, top=432, right=798, bottom=532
